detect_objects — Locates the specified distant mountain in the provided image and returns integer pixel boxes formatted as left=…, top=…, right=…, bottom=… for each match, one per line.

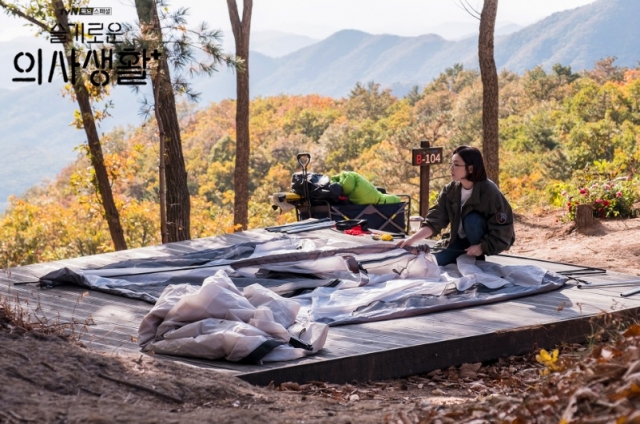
left=249, top=31, right=319, bottom=58
left=431, top=21, right=523, bottom=41
left=1, top=0, right=639, bottom=211
left=252, top=30, right=474, bottom=98
left=496, top=0, right=640, bottom=72
left=249, top=0, right=640, bottom=97
left=495, top=23, right=525, bottom=37
left=0, top=83, right=147, bottom=212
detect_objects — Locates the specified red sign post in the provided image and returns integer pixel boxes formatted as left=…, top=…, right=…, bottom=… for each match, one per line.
left=411, top=141, right=443, bottom=218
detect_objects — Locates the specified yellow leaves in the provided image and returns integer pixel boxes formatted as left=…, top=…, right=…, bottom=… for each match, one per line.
left=539, top=368, right=551, bottom=376
left=94, top=109, right=110, bottom=123
left=537, top=348, right=559, bottom=363
left=82, top=78, right=106, bottom=99
left=221, top=190, right=235, bottom=205
left=536, top=348, right=560, bottom=375
left=72, top=110, right=84, bottom=129
left=0, top=196, right=113, bottom=266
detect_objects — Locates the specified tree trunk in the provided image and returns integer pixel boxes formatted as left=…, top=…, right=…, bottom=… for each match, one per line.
left=53, top=0, right=127, bottom=251
left=74, top=89, right=128, bottom=251
left=153, top=72, right=168, bottom=244
left=575, top=204, right=595, bottom=229
left=479, top=0, right=500, bottom=186
left=157, top=61, right=190, bottom=242
left=227, top=0, right=253, bottom=231
left=135, top=0, right=191, bottom=242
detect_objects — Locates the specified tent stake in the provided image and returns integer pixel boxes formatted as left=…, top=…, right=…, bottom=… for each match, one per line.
left=577, top=280, right=640, bottom=289
left=621, top=286, right=640, bottom=297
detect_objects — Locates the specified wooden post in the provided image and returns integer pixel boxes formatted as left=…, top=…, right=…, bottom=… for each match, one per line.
left=575, top=204, right=595, bottom=229
left=419, top=140, right=431, bottom=218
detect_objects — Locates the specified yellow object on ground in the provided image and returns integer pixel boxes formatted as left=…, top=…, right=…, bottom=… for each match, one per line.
left=372, top=234, right=394, bottom=241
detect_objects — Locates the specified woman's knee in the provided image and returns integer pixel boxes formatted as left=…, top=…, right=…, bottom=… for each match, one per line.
left=463, top=212, right=487, bottom=242
left=434, top=249, right=459, bottom=266
left=463, top=211, right=484, bottom=226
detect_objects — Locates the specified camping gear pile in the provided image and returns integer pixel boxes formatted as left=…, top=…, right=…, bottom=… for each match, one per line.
left=270, top=153, right=411, bottom=234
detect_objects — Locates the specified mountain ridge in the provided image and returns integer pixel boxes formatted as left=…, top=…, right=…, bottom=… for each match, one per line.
left=250, top=0, right=639, bottom=97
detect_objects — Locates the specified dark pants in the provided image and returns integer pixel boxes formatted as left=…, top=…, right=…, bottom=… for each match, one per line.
left=433, top=212, right=487, bottom=266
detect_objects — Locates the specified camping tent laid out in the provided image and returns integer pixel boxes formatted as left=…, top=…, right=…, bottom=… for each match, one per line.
left=39, top=236, right=566, bottom=364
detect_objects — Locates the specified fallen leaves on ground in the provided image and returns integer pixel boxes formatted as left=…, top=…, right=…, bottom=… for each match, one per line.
left=269, top=323, right=640, bottom=424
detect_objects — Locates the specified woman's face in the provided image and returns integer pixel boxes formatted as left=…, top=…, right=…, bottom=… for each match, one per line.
left=449, top=153, right=471, bottom=182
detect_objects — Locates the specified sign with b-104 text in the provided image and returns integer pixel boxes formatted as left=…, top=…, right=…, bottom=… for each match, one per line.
left=411, top=147, right=443, bottom=166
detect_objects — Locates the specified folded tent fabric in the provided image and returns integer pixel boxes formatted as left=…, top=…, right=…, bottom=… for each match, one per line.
left=331, top=171, right=401, bottom=205
left=138, top=269, right=329, bottom=363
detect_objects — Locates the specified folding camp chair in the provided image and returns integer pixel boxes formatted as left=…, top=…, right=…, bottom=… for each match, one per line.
left=296, top=195, right=411, bottom=234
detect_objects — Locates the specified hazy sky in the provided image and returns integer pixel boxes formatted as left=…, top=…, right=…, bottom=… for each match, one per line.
left=0, top=0, right=596, bottom=41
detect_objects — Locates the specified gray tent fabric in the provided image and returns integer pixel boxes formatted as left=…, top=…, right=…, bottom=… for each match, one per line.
left=38, top=237, right=398, bottom=302
left=38, top=236, right=567, bottom=317
left=38, top=240, right=268, bottom=303
left=38, top=236, right=567, bottom=363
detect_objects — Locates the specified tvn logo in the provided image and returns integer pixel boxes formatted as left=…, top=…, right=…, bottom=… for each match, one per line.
left=60, top=7, right=112, bottom=16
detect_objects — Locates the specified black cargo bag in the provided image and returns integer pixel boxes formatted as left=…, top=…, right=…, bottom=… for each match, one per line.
left=290, top=172, right=342, bottom=203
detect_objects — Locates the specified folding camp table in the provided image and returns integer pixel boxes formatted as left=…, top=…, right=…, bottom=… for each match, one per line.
left=295, top=195, right=411, bottom=234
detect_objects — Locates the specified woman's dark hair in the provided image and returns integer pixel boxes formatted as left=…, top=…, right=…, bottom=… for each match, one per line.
left=453, top=145, right=487, bottom=182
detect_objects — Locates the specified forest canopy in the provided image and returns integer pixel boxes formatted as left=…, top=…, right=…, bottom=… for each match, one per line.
left=2, top=58, right=640, bottom=268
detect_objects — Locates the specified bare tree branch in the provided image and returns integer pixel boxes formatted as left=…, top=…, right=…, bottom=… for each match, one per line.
left=456, top=0, right=481, bottom=20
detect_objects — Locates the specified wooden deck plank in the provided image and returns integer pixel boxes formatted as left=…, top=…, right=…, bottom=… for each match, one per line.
left=237, top=310, right=640, bottom=386
left=3, top=228, right=640, bottom=386
left=2, top=284, right=152, bottom=317
left=341, top=316, right=493, bottom=341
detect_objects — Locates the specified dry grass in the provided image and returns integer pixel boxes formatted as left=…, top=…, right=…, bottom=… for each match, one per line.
left=0, top=291, right=93, bottom=340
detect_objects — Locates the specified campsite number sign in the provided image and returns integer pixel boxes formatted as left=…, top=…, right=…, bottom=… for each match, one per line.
left=412, top=141, right=443, bottom=219
left=411, top=147, right=443, bottom=166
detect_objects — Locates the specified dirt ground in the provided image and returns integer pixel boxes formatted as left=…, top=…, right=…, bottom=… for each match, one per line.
left=2, top=212, right=640, bottom=424
left=509, top=211, right=640, bottom=277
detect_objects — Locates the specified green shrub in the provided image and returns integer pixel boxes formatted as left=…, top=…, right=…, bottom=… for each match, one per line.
left=561, top=177, right=639, bottom=220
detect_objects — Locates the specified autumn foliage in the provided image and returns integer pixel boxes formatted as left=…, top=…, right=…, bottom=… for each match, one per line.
left=2, top=60, right=640, bottom=267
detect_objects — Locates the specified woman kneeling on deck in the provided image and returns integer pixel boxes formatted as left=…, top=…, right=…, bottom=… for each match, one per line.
left=397, top=145, right=515, bottom=266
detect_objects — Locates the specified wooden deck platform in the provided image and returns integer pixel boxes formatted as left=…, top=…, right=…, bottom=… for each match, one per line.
left=2, top=228, right=640, bottom=386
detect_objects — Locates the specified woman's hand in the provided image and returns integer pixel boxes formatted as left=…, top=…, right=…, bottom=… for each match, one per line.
left=465, top=244, right=483, bottom=257
left=396, top=226, right=433, bottom=249
left=395, top=238, right=412, bottom=249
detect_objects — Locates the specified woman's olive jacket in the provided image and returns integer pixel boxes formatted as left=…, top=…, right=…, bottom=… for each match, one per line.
left=422, top=179, right=515, bottom=255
